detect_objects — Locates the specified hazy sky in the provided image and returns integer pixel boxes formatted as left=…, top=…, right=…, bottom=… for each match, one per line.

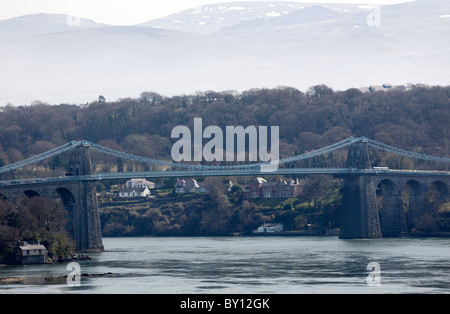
left=0, top=0, right=415, bottom=25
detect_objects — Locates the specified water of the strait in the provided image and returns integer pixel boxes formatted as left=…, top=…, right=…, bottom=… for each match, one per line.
left=1, top=236, right=450, bottom=294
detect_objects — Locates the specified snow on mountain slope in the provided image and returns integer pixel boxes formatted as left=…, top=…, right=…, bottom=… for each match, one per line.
left=138, top=1, right=308, bottom=34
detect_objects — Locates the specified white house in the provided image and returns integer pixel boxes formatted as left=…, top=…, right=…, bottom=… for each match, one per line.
left=256, top=223, right=284, bottom=233
left=119, top=187, right=151, bottom=198
left=126, top=179, right=155, bottom=189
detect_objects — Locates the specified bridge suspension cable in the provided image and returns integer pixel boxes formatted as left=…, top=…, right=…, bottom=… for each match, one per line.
left=0, top=137, right=448, bottom=176
left=84, top=137, right=357, bottom=171
left=0, top=141, right=83, bottom=175
left=86, top=136, right=449, bottom=171
left=366, top=138, right=450, bottom=163
left=271, top=137, right=356, bottom=166
left=85, top=141, right=200, bottom=170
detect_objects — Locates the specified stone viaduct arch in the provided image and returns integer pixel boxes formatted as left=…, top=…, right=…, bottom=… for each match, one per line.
left=340, top=140, right=450, bottom=239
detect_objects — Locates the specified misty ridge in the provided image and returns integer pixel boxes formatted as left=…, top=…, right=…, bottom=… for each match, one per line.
left=0, top=0, right=449, bottom=106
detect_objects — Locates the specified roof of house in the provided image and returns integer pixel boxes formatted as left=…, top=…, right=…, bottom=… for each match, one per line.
left=259, top=178, right=299, bottom=187
left=127, top=179, right=155, bottom=185
left=177, top=178, right=200, bottom=188
left=277, top=180, right=298, bottom=186
left=254, top=177, right=267, bottom=184
left=259, top=223, right=283, bottom=228
left=17, top=241, right=47, bottom=251
left=176, top=179, right=210, bottom=191
left=251, top=177, right=300, bottom=185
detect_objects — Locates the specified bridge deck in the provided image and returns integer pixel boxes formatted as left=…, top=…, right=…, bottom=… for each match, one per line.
left=1, top=168, right=449, bottom=187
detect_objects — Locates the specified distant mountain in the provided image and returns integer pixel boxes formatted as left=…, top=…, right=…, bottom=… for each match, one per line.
left=0, top=1, right=449, bottom=105
left=138, top=1, right=308, bottom=34
left=0, top=19, right=238, bottom=105
left=0, top=13, right=105, bottom=41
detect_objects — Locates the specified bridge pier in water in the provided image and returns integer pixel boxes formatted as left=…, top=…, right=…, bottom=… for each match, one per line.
left=67, top=144, right=104, bottom=252
left=340, top=173, right=382, bottom=239
left=73, top=180, right=103, bottom=252
left=340, top=140, right=384, bottom=239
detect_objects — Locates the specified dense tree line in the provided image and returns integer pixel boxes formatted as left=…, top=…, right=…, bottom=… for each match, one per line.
left=0, top=84, right=449, bottom=174
left=0, top=198, right=74, bottom=263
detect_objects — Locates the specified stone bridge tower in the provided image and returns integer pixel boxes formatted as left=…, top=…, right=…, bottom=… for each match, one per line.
left=340, top=139, right=382, bottom=239
left=67, top=143, right=104, bottom=252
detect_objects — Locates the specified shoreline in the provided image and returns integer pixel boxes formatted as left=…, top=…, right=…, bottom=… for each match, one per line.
left=101, top=230, right=450, bottom=239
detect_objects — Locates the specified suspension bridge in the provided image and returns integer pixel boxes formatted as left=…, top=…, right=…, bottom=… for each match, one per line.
left=0, top=137, right=448, bottom=251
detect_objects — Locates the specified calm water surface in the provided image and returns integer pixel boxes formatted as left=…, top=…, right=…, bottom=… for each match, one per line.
left=1, top=236, right=450, bottom=294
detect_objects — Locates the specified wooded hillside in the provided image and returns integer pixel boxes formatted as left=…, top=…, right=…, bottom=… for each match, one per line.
left=0, top=84, right=449, bottom=240
left=0, top=84, right=449, bottom=171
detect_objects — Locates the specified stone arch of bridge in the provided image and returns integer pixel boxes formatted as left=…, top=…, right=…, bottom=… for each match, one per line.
left=425, top=180, right=449, bottom=216
left=401, top=180, right=423, bottom=229
left=53, top=187, right=77, bottom=241
left=23, top=190, right=42, bottom=198
left=0, top=192, right=8, bottom=201
left=430, top=180, right=448, bottom=201
left=376, top=179, right=407, bottom=237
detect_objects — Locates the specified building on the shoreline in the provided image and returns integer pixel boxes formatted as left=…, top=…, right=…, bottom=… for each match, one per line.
left=117, top=179, right=155, bottom=198
left=119, top=187, right=151, bottom=198
left=255, top=223, right=284, bottom=233
left=125, top=179, right=155, bottom=189
left=243, top=177, right=302, bottom=199
left=15, top=241, right=47, bottom=264
left=174, top=179, right=209, bottom=194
